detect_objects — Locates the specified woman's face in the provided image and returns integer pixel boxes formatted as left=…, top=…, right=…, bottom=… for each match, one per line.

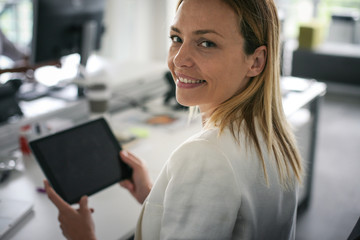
left=167, top=0, right=253, bottom=116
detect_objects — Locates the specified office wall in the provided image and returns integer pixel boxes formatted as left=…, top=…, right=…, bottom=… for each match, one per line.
left=100, top=0, right=175, bottom=63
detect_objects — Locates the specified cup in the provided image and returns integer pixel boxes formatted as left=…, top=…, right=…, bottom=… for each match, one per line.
left=86, top=83, right=111, bottom=116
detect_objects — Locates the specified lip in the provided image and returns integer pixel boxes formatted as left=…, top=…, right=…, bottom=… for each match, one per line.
left=175, top=72, right=206, bottom=89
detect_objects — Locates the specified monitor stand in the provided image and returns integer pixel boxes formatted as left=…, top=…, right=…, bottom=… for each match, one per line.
left=77, top=20, right=98, bottom=98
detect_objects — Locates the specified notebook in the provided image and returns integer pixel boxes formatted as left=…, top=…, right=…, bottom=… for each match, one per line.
left=0, top=198, right=33, bottom=238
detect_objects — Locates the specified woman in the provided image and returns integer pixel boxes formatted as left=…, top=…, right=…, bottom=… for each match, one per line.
left=45, top=0, right=303, bottom=239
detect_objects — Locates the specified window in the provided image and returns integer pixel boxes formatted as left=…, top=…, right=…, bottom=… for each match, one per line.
left=0, top=0, right=32, bottom=48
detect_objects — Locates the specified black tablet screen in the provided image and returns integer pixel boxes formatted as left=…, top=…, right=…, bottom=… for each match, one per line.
left=30, top=118, right=131, bottom=204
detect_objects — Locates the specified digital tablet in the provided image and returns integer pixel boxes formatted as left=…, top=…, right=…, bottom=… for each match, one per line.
left=30, top=118, right=132, bottom=204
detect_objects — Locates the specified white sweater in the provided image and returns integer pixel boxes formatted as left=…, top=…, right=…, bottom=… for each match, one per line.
left=135, top=126, right=298, bottom=240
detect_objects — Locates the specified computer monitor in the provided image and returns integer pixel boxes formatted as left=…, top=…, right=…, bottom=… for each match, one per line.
left=31, top=0, right=105, bottom=68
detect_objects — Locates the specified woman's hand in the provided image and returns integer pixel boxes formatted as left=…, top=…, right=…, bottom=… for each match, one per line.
left=119, top=150, right=153, bottom=204
left=44, top=180, right=96, bottom=240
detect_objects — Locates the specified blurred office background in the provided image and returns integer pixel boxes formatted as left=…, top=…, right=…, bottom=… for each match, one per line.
left=1, top=0, right=360, bottom=239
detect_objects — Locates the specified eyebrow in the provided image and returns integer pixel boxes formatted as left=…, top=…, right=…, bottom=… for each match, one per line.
left=170, top=26, right=224, bottom=38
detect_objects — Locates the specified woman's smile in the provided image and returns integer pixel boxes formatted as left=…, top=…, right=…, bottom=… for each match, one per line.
left=175, top=73, right=207, bottom=89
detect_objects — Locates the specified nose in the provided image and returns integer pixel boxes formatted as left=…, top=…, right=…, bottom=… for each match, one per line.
left=172, top=43, right=194, bottom=68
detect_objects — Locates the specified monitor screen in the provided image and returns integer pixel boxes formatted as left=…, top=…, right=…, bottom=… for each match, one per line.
left=31, top=0, right=105, bottom=66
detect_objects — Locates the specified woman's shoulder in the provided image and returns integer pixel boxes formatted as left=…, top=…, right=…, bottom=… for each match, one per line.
left=185, top=126, right=256, bottom=153
left=184, top=127, right=236, bottom=145
left=168, top=127, right=249, bottom=173
left=166, top=127, right=242, bottom=190
left=168, top=128, right=234, bottom=168
left=171, top=128, right=225, bottom=159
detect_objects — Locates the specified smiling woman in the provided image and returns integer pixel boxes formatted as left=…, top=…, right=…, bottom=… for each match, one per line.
left=44, top=0, right=303, bottom=239
left=168, top=0, right=302, bottom=185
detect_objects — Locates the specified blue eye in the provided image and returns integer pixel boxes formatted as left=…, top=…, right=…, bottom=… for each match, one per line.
left=170, top=35, right=182, bottom=43
left=200, top=41, right=216, bottom=48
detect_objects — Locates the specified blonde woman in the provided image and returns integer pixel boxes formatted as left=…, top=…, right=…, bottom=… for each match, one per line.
left=45, top=0, right=303, bottom=239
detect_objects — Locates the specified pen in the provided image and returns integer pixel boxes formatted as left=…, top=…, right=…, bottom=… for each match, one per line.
left=36, top=187, right=46, bottom=193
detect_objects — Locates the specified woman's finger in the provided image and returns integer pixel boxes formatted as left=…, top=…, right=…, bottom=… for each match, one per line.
left=78, top=196, right=90, bottom=215
left=119, top=179, right=135, bottom=191
left=77, top=208, right=95, bottom=214
left=44, top=180, right=72, bottom=212
left=120, top=150, right=142, bottom=168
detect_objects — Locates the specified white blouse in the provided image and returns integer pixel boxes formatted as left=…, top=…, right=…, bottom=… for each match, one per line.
left=135, top=126, right=298, bottom=240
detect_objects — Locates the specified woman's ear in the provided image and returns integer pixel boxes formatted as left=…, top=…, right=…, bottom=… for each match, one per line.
left=246, top=45, right=267, bottom=77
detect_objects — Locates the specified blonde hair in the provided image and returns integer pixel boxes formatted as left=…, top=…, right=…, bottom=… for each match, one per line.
left=177, top=0, right=303, bottom=187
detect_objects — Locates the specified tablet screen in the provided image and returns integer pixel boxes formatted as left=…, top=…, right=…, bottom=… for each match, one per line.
left=30, top=118, right=132, bottom=204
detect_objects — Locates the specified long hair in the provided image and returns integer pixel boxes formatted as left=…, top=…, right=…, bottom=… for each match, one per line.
left=176, top=0, right=303, bottom=187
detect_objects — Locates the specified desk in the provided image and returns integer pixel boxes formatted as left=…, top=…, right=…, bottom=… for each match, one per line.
left=0, top=77, right=326, bottom=239
left=292, top=43, right=360, bottom=86
left=282, top=77, right=327, bottom=211
left=0, top=98, right=203, bottom=240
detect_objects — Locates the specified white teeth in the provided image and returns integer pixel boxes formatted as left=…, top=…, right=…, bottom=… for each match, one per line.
left=178, top=77, right=205, bottom=84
